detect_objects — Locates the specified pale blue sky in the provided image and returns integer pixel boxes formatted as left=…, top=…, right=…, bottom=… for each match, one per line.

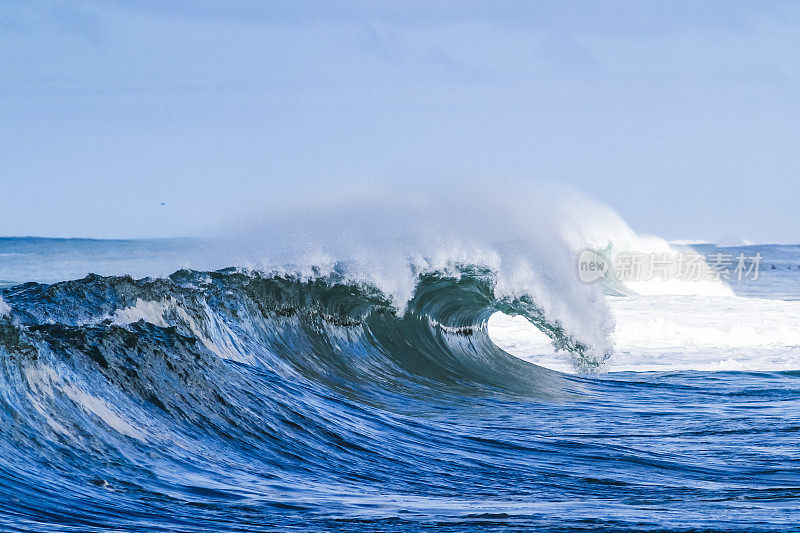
left=2, top=1, right=799, bottom=242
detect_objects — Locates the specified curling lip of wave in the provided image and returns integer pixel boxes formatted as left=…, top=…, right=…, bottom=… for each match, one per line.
left=0, top=265, right=609, bottom=393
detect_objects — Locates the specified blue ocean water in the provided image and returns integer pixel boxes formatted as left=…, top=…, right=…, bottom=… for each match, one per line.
left=1, top=238, right=800, bottom=532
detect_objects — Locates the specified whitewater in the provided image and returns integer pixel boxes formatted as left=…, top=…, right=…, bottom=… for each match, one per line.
left=2, top=195, right=800, bottom=532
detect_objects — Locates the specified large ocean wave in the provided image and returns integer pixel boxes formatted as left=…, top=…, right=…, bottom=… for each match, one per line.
left=0, top=265, right=602, bottom=531
left=2, top=192, right=795, bottom=531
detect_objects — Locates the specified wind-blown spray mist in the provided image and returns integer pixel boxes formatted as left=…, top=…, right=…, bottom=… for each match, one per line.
left=212, top=182, right=621, bottom=368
